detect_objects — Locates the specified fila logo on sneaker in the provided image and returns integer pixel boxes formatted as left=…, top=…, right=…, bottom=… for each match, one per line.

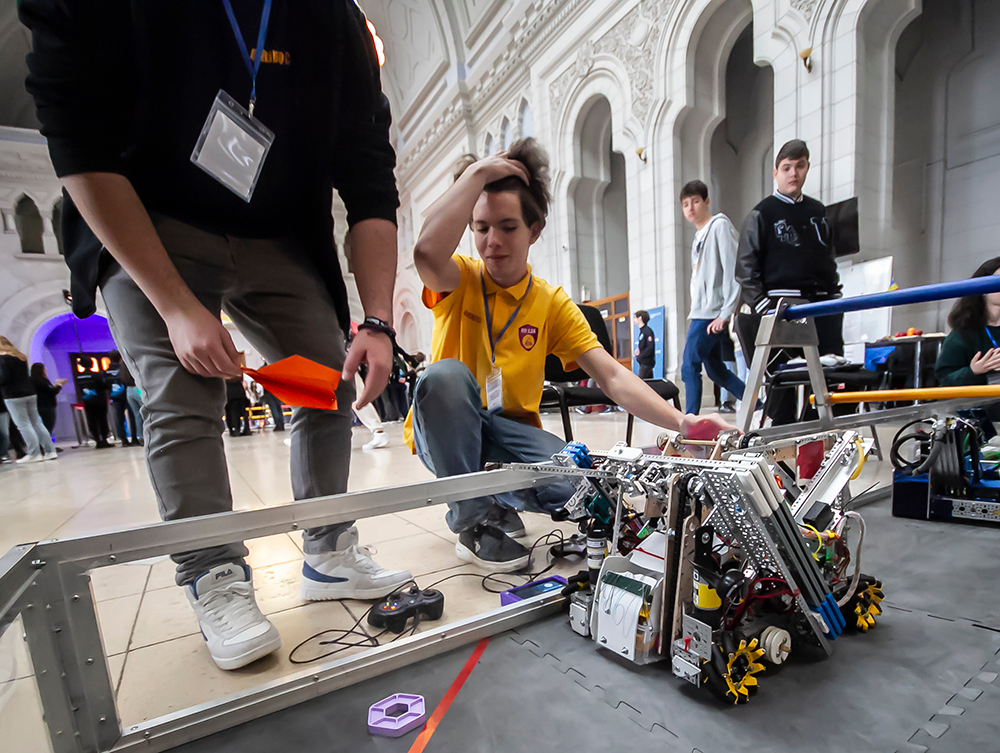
left=215, top=569, right=234, bottom=579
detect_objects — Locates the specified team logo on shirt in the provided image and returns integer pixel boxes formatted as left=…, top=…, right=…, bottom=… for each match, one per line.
left=810, top=217, right=830, bottom=246
left=519, top=325, right=538, bottom=351
left=774, top=220, right=801, bottom=246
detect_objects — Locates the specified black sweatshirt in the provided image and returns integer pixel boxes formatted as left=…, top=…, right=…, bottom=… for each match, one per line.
left=735, top=193, right=841, bottom=313
left=0, top=356, right=35, bottom=400
left=32, top=377, right=63, bottom=411
left=636, top=325, right=655, bottom=367
left=19, top=0, right=399, bottom=333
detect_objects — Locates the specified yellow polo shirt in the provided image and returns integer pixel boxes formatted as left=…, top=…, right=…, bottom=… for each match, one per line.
left=403, top=254, right=601, bottom=451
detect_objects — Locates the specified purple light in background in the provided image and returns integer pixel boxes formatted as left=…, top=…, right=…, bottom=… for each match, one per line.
left=28, top=313, right=117, bottom=442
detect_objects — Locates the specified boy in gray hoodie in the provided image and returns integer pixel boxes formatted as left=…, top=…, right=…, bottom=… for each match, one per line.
left=680, top=180, right=746, bottom=414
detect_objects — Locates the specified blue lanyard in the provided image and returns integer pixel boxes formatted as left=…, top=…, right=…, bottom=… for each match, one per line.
left=481, top=272, right=533, bottom=365
left=986, top=327, right=999, bottom=349
left=222, top=0, right=273, bottom=117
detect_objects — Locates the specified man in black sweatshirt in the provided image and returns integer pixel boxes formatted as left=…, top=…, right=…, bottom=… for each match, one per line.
left=633, top=310, right=656, bottom=379
left=20, top=0, right=412, bottom=670
left=735, top=139, right=843, bottom=424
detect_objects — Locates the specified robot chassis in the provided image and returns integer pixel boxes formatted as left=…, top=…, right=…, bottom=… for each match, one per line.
left=508, top=430, right=883, bottom=705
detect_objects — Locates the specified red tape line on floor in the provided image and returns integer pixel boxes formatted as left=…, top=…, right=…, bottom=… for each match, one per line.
left=407, top=638, right=490, bottom=753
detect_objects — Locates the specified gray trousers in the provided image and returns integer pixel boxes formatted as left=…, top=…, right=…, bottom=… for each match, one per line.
left=411, top=360, right=574, bottom=533
left=100, top=214, right=356, bottom=585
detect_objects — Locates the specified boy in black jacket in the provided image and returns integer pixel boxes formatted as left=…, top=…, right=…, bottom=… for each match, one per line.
left=735, top=140, right=843, bottom=423
left=20, top=0, right=412, bottom=670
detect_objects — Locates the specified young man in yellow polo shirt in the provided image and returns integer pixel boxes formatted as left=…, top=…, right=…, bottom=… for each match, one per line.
left=406, top=139, right=731, bottom=571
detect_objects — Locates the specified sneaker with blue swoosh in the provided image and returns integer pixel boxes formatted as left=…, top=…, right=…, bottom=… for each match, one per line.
left=186, top=564, right=280, bottom=670
left=300, top=527, right=412, bottom=601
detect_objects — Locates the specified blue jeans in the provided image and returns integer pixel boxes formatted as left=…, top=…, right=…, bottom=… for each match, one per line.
left=681, top=320, right=746, bottom=415
left=411, top=360, right=575, bottom=533
left=126, top=386, right=144, bottom=441
left=5, top=395, right=55, bottom=457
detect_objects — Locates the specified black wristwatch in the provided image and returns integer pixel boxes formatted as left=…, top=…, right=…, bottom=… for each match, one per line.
left=358, top=316, right=396, bottom=339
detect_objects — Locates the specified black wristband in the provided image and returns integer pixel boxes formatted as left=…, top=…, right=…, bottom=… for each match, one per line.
left=358, top=316, right=396, bottom=339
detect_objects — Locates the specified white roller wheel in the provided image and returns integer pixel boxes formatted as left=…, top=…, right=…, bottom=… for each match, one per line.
left=760, top=626, right=791, bottom=665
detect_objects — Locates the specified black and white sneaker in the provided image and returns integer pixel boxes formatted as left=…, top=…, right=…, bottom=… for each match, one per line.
left=488, top=506, right=527, bottom=540
left=456, top=524, right=530, bottom=573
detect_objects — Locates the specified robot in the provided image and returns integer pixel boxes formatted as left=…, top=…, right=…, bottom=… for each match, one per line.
left=509, top=430, right=883, bottom=704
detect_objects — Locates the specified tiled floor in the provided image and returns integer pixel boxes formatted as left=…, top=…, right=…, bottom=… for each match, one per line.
left=0, top=410, right=668, bottom=748
left=0, top=411, right=895, bottom=750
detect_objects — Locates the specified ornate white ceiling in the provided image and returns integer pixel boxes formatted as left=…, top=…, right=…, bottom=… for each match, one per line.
left=0, top=1, right=501, bottom=133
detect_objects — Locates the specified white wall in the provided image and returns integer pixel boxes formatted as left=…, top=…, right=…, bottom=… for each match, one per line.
left=888, top=0, right=1000, bottom=332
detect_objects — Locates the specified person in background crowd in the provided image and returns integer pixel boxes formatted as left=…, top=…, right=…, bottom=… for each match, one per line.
left=224, top=377, right=252, bottom=437
left=123, top=359, right=144, bottom=445
left=679, top=180, right=746, bottom=415
left=387, top=348, right=411, bottom=418
left=261, top=388, right=286, bottom=432
left=0, top=336, right=57, bottom=463
left=81, top=365, right=112, bottom=448
left=108, top=351, right=142, bottom=446
left=354, top=373, right=389, bottom=449
left=30, top=363, right=68, bottom=435
left=633, top=310, right=656, bottom=380
left=936, top=257, right=1000, bottom=387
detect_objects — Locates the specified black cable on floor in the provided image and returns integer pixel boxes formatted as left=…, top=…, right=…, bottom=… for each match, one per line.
left=287, top=530, right=575, bottom=663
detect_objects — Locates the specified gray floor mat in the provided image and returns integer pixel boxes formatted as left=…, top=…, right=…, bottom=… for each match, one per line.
left=168, top=499, right=1000, bottom=753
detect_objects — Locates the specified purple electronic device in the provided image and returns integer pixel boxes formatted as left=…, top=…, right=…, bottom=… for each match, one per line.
left=368, top=693, right=426, bottom=738
left=500, top=576, right=568, bottom=606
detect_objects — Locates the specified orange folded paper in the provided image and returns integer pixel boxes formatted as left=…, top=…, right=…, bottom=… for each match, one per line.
left=242, top=355, right=341, bottom=411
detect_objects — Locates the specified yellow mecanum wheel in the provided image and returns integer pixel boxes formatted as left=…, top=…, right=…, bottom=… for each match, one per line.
left=723, top=638, right=766, bottom=703
left=853, top=580, right=885, bottom=632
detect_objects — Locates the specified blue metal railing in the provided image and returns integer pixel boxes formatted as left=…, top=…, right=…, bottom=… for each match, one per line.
left=781, top=275, right=1000, bottom=320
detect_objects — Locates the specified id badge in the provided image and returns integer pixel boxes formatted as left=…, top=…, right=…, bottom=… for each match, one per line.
left=190, top=90, right=274, bottom=202
left=486, top=366, right=503, bottom=414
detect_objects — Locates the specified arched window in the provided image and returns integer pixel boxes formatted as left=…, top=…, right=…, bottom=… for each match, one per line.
left=500, top=118, right=512, bottom=150
left=518, top=99, right=534, bottom=139
left=14, top=195, right=45, bottom=254
left=484, top=133, right=494, bottom=156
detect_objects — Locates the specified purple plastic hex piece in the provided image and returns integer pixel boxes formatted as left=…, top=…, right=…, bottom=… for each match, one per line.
left=367, top=693, right=426, bottom=738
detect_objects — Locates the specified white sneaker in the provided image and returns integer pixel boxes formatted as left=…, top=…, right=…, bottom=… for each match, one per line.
left=301, top=528, right=412, bottom=601
left=363, top=431, right=389, bottom=451
left=283, top=436, right=292, bottom=448
left=16, top=454, right=43, bottom=465
left=186, top=564, right=281, bottom=670
left=42, top=451, right=58, bottom=461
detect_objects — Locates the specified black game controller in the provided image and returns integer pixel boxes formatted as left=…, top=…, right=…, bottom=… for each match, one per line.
left=368, top=587, right=445, bottom=634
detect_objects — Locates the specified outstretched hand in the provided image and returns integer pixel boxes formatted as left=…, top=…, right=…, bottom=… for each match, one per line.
left=679, top=412, right=738, bottom=440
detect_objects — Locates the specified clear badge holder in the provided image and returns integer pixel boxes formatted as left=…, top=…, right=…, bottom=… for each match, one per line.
left=190, top=90, right=274, bottom=202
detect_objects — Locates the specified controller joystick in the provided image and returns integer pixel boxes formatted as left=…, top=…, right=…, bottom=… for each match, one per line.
left=368, top=588, right=445, bottom=634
